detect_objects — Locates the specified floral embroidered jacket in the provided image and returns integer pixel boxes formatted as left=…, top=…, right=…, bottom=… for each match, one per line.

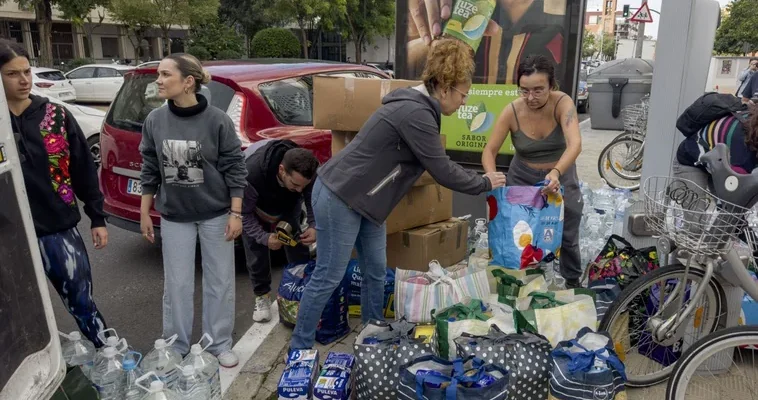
left=10, top=95, right=106, bottom=237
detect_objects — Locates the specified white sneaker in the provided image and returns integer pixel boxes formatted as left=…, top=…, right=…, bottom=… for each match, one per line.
left=217, top=350, right=239, bottom=368
left=253, top=295, right=272, bottom=322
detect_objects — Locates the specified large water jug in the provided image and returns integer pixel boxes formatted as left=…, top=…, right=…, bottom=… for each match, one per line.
left=180, top=333, right=221, bottom=400
left=123, top=351, right=144, bottom=400
left=59, top=331, right=96, bottom=379
left=176, top=364, right=211, bottom=400
left=142, top=334, right=183, bottom=389
left=90, top=346, right=126, bottom=400
left=136, top=372, right=181, bottom=400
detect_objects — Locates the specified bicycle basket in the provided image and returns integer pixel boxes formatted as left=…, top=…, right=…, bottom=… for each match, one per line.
left=643, top=176, right=752, bottom=257
left=622, top=103, right=649, bottom=134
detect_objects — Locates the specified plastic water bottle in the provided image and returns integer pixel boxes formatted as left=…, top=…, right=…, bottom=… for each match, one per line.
left=474, top=232, right=489, bottom=259
left=176, top=364, right=211, bottom=400
left=181, top=334, right=221, bottom=400
left=59, top=331, right=96, bottom=379
left=135, top=372, right=181, bottom=400
left=90, top=346, right=125, bottom=399
left=92, top=332, right=129, bottom=382
left=142, top=334, right=183, bottom=389
left=468, top=219, right=488, bottom=255
left=123, top=351, right=144, bottom=400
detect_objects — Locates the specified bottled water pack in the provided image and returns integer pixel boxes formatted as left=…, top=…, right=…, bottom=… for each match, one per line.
left=578, top=180, right=633, bottom=272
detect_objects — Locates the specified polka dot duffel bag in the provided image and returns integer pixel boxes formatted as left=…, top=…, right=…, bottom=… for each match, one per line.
left=454, top=326, right=552, bottom=400
left=353, top=319, right=434, bottom=400
left=397, top=355, right=509, bottom=400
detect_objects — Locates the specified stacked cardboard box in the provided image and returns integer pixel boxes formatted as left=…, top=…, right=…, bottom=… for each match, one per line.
left=315, top=76, right=468, bottom=272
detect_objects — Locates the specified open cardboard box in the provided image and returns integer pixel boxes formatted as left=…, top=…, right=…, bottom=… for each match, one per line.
left=386, top=218, right=468, bottom=271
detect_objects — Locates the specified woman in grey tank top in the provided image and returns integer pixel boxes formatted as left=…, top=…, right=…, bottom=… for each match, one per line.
left=482, top=54, right=584, bottom=288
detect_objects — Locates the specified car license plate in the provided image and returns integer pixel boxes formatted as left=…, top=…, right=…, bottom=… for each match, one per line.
left=126, top=179, right=142, bottom=196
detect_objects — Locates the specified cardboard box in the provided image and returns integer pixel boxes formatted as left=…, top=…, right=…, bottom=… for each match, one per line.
left=331, top=131, right=447, bottom=188
left=386, top=218, right=468, bottom=271
left=386, top=184, right=453, bottom=235
left=314, top=76, right=422, bottom=131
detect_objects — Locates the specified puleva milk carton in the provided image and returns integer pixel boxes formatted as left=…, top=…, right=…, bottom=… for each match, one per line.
left=278, top=349, right=320, bottom=400
left=313, top=352, right=356, bottom=400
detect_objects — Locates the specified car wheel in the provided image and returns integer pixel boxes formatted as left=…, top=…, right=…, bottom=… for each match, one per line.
left=87, top=135, right=101, bottom=168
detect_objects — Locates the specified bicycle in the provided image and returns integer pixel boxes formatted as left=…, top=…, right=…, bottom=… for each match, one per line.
left=598, top=95, right=650, bottom=191
left=596, top=144, right=758, bottom=392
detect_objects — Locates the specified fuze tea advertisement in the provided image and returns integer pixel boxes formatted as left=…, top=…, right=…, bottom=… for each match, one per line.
left=395, top=0, right=585, bottom=167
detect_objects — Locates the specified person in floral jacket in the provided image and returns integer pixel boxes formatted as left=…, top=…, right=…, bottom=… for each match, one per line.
left=1, top=39, right=109, bottom=346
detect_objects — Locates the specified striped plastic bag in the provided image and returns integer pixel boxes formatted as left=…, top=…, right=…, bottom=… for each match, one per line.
left=395, top=261, right=490, bottom=324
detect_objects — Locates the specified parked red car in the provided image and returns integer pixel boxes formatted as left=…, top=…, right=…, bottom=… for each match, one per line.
left=99, top=59, right=388, bottom=235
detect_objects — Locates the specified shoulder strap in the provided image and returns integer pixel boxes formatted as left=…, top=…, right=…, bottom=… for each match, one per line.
left=554, top=94, right=568, bottom=123
left=511, top=102, right=521, bottom=129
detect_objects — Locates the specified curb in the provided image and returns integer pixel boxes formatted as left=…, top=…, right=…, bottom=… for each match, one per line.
left=223, top=323, right=293, bottom=400
left=579, top=117, right=592, bottom=129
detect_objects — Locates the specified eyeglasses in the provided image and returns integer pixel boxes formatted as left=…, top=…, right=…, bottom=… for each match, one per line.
left=451, top=86, right=469, bottom=101
left=519, top=88, right=547, bottom=97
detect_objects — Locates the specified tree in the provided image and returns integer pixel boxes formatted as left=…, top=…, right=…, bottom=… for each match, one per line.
left=250, top=28, right=301, bottom=58
left=338, top=0, right=395, bottom=63
left=109, top=0, right=156, bottom=62
left=188, top=19, right=244, bottom=60
left=8, top=0, right=54, bottom=66
left=57, top=0, right=109, bottom=60
left=600, top=33, right=616, bottom=60
left=714, top=0, right=758, bottom=55
left=153, top=0, right=190, bottom=57
left=270, top=0, right=335, bottom=59
left=581, top=30, right=596, bottom=59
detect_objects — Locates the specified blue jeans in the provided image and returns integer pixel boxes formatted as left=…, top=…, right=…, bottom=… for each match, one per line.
left=290, top=178, right=387, bottom=349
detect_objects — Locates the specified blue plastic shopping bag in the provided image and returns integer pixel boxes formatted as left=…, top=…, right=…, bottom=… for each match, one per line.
left=487, top=182, right=564, bottom=269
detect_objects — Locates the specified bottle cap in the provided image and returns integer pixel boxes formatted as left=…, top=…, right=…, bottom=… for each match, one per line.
left=123, top=359, right=136, bottom=370
left=150, top=380, right=164, bottom=391
left=182, top=365, right=195, bottom=376
left=190, top=344, right=203, bottom=355
left=69, top=332, right=82, bottom=341
left=154, top=339, right=167, bottom=349
left=103, top=347, right=118, bottom=358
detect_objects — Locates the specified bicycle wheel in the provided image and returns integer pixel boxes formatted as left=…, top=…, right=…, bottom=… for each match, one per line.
left=666, top=326, right=758, bottom=400
left=597, top=135, right=644, bottom=191
left=598, top=264, right=727, bottom=387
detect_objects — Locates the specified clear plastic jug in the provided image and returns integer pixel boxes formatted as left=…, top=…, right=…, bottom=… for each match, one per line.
left=142, top=334, right=183, bottom=389
left=136, top=371, right=181, bottom=400
left=176, top=364, right=211, bottom=400
left=90, top=346, right=125, bottom=400
left=180, top=333, right=221, bottom=400
left=59, top=331, right=96, bottom=378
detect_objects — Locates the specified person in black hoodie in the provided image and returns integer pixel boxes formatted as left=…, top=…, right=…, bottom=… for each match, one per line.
left=290, top=39, right=507, bottom=350
left=0, top=39, right=109, bottom=346
left=241, top=139, right=319, bottom=323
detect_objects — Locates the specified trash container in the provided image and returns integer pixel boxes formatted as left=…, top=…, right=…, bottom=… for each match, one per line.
left=587, top=58, right=654, bottom=131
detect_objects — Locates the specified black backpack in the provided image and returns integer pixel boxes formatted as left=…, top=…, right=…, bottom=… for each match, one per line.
left=676, top=92, right=748, bottom=137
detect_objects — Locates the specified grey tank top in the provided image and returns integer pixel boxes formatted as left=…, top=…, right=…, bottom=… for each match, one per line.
left=510, top=96, right=567, bottom=163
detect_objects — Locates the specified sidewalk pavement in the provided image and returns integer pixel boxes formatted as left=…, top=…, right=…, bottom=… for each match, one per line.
left=222, top=120, right=639, bottom=400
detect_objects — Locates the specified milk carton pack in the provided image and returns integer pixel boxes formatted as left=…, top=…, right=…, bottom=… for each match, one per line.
left=313, top=352, right=356, bottom=400
left=278, top=349, right=320, bottom=400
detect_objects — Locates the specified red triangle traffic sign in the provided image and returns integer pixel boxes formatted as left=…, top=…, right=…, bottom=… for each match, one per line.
left=630, top=2, right=654, bottom=23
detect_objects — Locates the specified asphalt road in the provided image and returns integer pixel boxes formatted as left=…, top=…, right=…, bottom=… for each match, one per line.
left=51, top=210, right=286, bottom=355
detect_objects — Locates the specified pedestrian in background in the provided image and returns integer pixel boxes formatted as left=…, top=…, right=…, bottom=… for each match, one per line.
left=290, top=38, right=506, bottom=350
left=139, top=53, right=247, bottom=367
left=0, top=39, right=109, bottom=346
left=737, top=58, right=758, bottom=98
left=241, top=139, right=319, bottom=323
left=482, top=54, right=584, bottom=288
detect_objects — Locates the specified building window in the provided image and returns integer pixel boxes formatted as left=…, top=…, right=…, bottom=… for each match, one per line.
left=589, top=15, right=600, bottom=24
left=170, top=38, right=184, bottom=54
left=1, top=21, right=24, bottom=44
left=101, top=37, right=119, bottom=58
left=51, top=23, right=74, bottom=63
left=720, top=60, right=733, bottom=75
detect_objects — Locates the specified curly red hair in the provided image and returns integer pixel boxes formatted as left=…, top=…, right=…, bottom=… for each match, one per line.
left=421, top=38, right=475, bottom=92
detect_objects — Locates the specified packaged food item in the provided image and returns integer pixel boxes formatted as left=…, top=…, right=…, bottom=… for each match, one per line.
left=278, top=350, right=319, bottom=400
left=313, top=353, right=356, bottom=400
left=442, top=0, right=497, bottom=51
left=414, top=325, right=436, bottom=344
left=416, top=369, right=447, bottom=388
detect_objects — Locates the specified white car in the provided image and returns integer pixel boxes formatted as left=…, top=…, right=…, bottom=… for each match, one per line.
left=30, top=67, right=76, bottom=102
left=31, top=89, right=106, bottom=165
left=65, top=64, right=134, bottom=103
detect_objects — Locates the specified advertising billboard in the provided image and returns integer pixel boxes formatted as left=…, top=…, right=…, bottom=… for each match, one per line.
left=395, top=0, right=586, bottom=168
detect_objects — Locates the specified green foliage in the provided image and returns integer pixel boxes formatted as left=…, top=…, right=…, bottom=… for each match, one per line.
left=581, top=30, right=597, bottom=59
left=335, top=0, right=395, bottom=62
left=600, top=33, right=616, bottom=59
left=714, top=0, right=758, bottom=55
left=62, top=58, right=94, bottom=72
left=187, top=45, right=211, bottom=60
left=250, top=28, right=301, bottom=58
left=216, top=49, right=241, bottom=60
left=188, top=19, right=245, bottom=60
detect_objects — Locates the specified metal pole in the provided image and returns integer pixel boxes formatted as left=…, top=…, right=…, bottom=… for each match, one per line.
left=634, top=0, right=646, bottom=58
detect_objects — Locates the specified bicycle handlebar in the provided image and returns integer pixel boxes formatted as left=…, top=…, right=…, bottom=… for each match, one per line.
left=700, top=143, right=758, bottom=209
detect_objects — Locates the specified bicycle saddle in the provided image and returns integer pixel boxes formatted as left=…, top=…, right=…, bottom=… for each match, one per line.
left=700, top=143, right=758, bottom=209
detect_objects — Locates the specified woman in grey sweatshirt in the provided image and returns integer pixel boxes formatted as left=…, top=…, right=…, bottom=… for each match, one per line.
left=139, top=53, right=247, bottom=367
